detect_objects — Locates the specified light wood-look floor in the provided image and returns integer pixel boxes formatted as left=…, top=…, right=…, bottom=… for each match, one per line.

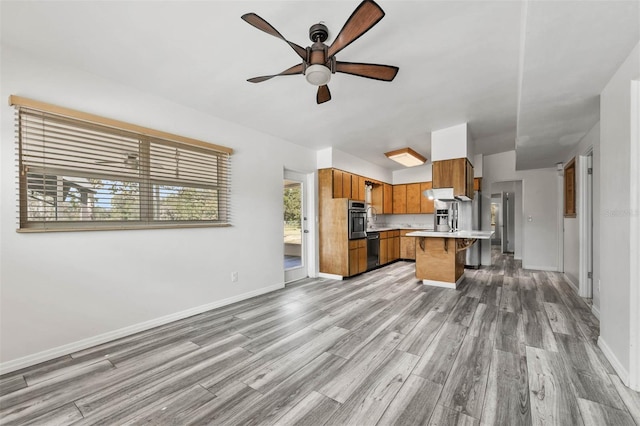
left=2, top=252, right=640, bottom=425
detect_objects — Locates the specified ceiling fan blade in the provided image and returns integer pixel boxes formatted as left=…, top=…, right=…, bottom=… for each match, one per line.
left=317, top=85, right=331, bottom=104
left=327, top=0, right=385, bottom=58
left=336, top=61, right=399, bottom=81
left=247, top=63, right=304, bottom=83
left=241, top=13, right=307, bottom=60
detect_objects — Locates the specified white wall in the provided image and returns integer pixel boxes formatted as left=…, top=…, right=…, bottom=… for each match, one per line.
left=431, top=123, right=471, bottom=162
left=328, top=148, right=392, bottom=184
left=598, top=41, right=640, bottom=382
left=480, top=151, right=559, bottom=270
left=392, top=163, right=433, bottom=184
left=0, top=47, right=318, bottom=371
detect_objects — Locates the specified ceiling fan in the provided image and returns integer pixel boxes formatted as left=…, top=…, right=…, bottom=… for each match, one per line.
left=242, top=0, right=399, bottom=104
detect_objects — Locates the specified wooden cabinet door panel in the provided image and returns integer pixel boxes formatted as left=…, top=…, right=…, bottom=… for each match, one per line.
left=358, top=247, right=367, bottom=273
left=371, top=184, right=383, bottom=213
left=420, top=182, right=434, bottom=213
left=406, top=183, right=421, bottom=214
left=349, top=248, right=358, bottom=276
left=383, top=184, right=393, bottom=214
left=379, top=238, right=388, bottom=265
left=357, top=175, right=366, bottom=201
left=342, top=172, right=352, bottom=198
left=392, top=237, right=400, bottom=261
left=400, top=236, right=416, bottom=260
left=393, top=185, right=407, bottom=214
left=333, top=169, right=343, bottom=198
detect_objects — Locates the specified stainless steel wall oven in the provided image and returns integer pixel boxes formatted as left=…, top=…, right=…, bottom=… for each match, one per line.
left=348, top=200, right=367, bottom=239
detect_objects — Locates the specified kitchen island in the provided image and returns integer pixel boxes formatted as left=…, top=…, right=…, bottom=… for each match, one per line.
left=405, top=230, right=493, bottom=289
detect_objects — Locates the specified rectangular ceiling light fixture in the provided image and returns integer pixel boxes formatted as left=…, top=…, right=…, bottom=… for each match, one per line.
left=384, top=147, right=427, bottom=167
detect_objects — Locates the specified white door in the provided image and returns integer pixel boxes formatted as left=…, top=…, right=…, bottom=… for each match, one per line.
left=284, top=170, right=308, bottom=283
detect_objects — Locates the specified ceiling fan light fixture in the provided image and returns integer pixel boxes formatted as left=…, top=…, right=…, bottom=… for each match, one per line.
left=385, top=147, right=427, bottom=167
left=305, top=64, right=331, bottom=86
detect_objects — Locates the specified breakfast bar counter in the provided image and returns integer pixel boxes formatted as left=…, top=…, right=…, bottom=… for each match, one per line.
left=405, top=230, right=493, bottom=289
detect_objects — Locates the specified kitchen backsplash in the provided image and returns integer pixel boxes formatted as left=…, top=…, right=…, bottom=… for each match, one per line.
left=371, top=214, right=434, bottom=229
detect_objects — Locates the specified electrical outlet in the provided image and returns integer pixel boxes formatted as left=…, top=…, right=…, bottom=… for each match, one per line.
left=598, top=279, right=601, bottom=291
left=231, top=272, right=238, bottom=282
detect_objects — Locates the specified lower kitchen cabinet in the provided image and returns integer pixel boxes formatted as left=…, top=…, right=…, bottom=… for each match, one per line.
left=380, top=231, right=399, bottom=265
left=379, top=237, right=388, bottom=265
left=349, top=239, right=367, bottom=276
left=400, top=230, right=416, bottom=260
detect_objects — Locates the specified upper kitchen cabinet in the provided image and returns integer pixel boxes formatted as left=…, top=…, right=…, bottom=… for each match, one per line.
left=357, top=176, right=366, bottom=202
left=406, top=183, right=422, bottom=214
left=370, top=181, right=393, bottom=214
left=432, top=158, right=474, bottom=200
left=383, top=183, right=393, bottom=214
left=327, top=168, right=365, bottom=201
left=392, top=185, right=407, bottom=214
left=420, top=182, right=434, bottom=213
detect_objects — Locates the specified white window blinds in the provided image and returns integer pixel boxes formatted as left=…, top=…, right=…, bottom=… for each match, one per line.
left=13, top=96, right=232, bottom=231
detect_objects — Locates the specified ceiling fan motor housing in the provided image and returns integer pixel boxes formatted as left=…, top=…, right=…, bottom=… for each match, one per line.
left=309, top=23, right=329, bottom=42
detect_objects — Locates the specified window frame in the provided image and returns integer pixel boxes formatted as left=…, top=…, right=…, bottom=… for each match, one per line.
left=11, top=95, right=233, bottom=232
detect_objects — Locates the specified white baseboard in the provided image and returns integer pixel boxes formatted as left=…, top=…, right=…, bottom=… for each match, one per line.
left=318, top=272, right=344, bottom=280
left=563, top=273, right=579, bottom=293
left=0, top=283, right=284, bottom=376
left=598, top=336, right=630, bottom=386
left=591, top=303, right=601, bottom=320
left=522, top=264, right=558, bottom=272
left=514, top=256, right=522, bottom=261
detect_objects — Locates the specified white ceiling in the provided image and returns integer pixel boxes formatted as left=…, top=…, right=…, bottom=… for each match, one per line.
left=1, top=1, right=638, bottom=170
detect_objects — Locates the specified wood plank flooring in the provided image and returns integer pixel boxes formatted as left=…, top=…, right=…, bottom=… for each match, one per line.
left=2, top=250, right=640, bottom=425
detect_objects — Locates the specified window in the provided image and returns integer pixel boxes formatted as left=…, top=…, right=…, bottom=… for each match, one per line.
left=12, top=96, right=232, bottom=231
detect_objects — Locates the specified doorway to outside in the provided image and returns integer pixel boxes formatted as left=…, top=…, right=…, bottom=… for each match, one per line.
left=284, top=170, right=308, bottom=283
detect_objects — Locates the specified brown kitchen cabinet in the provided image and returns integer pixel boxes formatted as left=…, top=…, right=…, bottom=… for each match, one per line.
left=380, top=230, right=399, bottom=264
left=383, top=183, right=393, bottom=214
left=392, top=185, right=407, bottom=214
left=389, top=230, right=400, bottom=261
left=406, top=183, right=422, bottom=214
left=328, top=168, right=366, bottom=200
left=379, top=234, right=388, bottom=265
left=473, top=178, right=482, bottom=192
left=357, top=175, right=366, bottom=202
left=400, top=230, right=416, bottom=260
left=432, top=157, right=474, bottom=199
left=420, top=182, right=434, bottom=213
left=342, top=172, right=352, bottom=198
left=349, top=239, right=367, bottom=276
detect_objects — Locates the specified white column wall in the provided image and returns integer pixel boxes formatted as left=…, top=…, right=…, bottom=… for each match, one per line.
left=598, top=41, right=640, bottom=383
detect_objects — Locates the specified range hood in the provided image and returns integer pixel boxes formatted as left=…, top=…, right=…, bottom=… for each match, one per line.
left=423, top=188, right=471, bottom=202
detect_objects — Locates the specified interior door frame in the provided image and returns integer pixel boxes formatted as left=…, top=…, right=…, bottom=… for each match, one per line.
left=629, top=79, right=640, bottom=390
left=283, top=170, right=309, bottom=283
left=578, top=148, right=594, bottom=298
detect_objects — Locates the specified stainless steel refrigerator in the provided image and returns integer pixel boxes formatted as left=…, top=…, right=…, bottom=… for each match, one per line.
left=465, top=190, right=481, bottom=268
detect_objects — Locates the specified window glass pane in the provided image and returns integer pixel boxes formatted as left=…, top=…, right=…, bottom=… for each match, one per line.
left=26, top=174, right=140, bottom=221
left=284, top=180, right=302, bottom=269
left=152, top=185, right=219, bottom=221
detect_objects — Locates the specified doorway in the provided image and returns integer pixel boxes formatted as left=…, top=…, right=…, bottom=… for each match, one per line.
left=284, top=170, right=308, bottom=283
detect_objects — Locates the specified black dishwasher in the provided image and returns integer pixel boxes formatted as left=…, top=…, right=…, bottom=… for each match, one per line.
left=366, top=232, right=380, bottom=270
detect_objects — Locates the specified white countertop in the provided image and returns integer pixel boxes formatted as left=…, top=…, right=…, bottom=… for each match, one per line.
left=404, top=230, right=494, bottom=239
left=367, top=227, right=434, bottom=232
